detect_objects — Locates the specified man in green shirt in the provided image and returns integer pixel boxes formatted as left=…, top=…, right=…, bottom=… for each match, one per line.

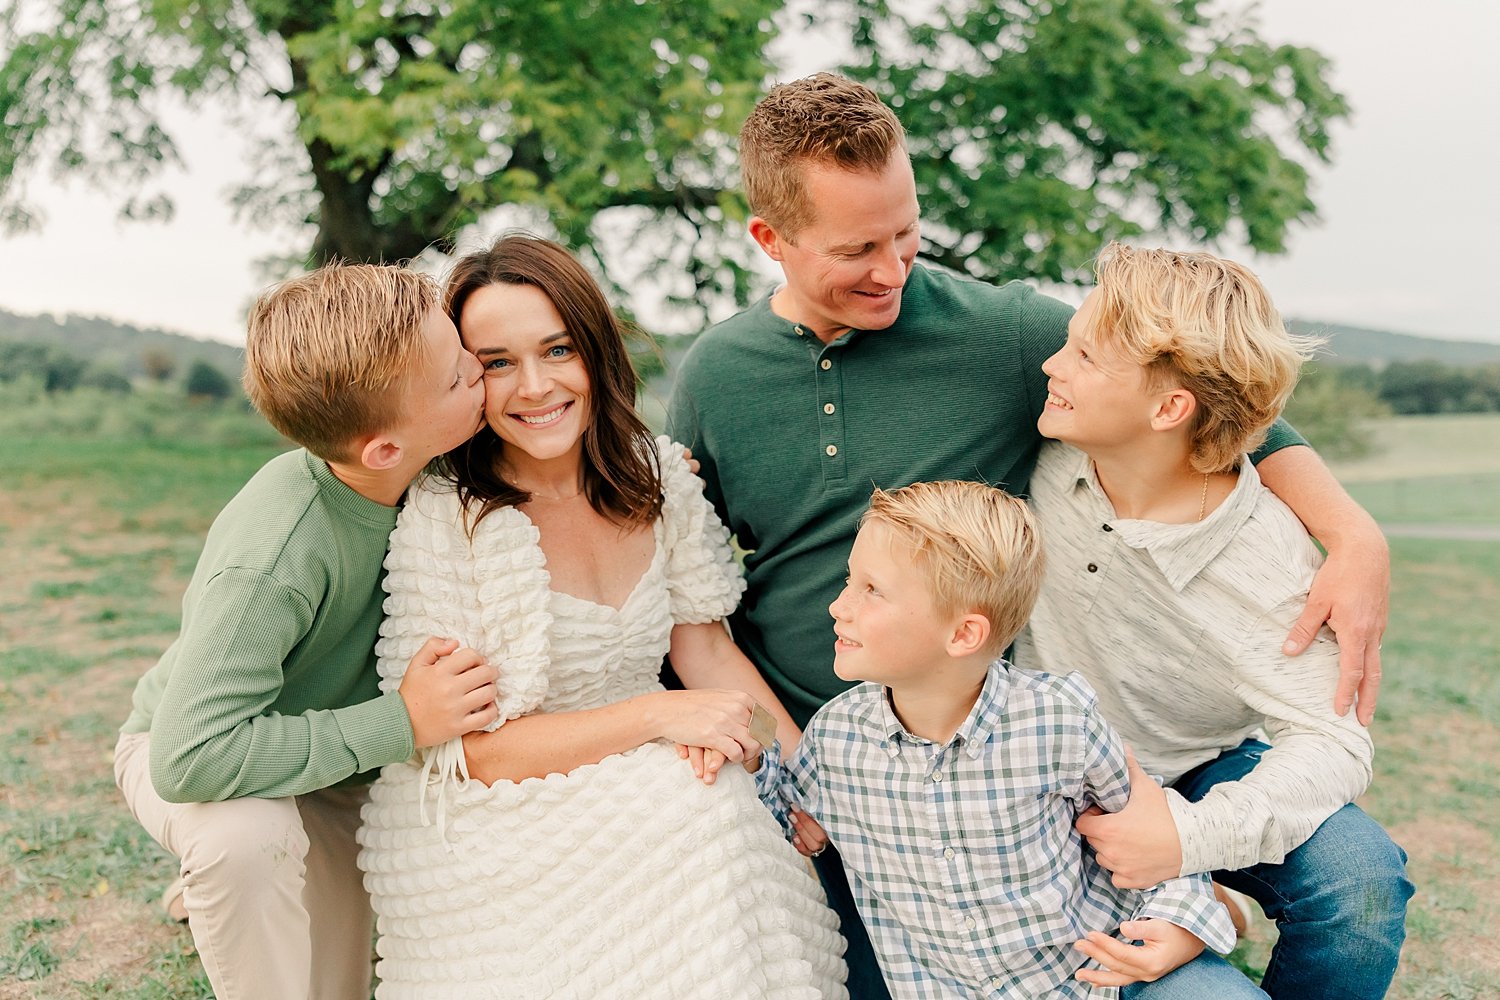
left=116, top=264, right=500, bottom=1000
left=668, top=72, right=1391, bottom=999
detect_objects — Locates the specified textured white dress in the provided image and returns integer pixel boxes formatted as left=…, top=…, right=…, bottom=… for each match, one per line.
left=358, top=439, right=846, bottom=999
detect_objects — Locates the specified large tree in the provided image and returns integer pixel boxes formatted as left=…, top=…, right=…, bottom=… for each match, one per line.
left=0, top=0, right=1346, bottom=321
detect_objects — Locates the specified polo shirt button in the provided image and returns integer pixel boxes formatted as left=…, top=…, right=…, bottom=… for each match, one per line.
left=820, top=359, right=832, bottom=370
left=825, top=444, right=838, bottom=457
left=824, top=403, right=835, bottom=414
left=795, top=325, right=805, bottom=336
left=1087, top=563, right=1098, bottom=573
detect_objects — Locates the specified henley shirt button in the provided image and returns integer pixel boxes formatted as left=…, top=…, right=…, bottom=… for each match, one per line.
left=820, top=359, right=832, bottom=370
left=825, top=444, right=838, bottom=457
left=1087, top=563, right=1099, bottom=573
left=1102, top=524, right=1113, bottom=532
left=823, top=402, right=835, bottom=414
left=794, top=325, right=805, bottom=336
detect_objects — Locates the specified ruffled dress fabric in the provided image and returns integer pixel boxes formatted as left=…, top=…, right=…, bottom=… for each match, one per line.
left=358, top=438, right=846, bottom=999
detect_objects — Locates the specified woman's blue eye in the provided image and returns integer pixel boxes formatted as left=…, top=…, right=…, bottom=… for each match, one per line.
left=546, top=345, right=572, bottom=358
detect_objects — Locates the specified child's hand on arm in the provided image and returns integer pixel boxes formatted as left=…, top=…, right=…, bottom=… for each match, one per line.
left=397, top=637, right=500, bottom=747
left=1072, top=919, right=1205, bottom=988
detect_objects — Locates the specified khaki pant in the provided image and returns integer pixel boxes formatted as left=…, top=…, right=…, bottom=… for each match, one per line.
left=114, top=732, right=374, bottom=1000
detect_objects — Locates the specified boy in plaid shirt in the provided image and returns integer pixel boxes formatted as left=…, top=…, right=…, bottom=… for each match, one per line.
left=755, top=481, right=1256, bottom=999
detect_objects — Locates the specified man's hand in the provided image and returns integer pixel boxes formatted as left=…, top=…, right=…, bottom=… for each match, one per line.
left=397, top=637, right=500, bottom=747
left=1073, top=919, right=1205, bottom=987
left=1076, top=749, right=1182, bottom=889
left=1282, top=532, right=1389, bottom=726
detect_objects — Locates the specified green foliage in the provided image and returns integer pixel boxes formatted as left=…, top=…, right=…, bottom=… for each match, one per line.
left=1377, top=360, right=1500, bottom=415
left=0, top=340, right=82, bottom=391
left=0, top=1, right=1347, bottom=326
left=0, top=308, right=246, bottom=381
left=1281, top=362, right=1388, bottom=460
left=141, top=347, right=176, bottom=382
left=843, top=0, right=1349, bottom=284
left=182, top=359, right=232, bottom=401
left=0, top=377, right=281, bottom=445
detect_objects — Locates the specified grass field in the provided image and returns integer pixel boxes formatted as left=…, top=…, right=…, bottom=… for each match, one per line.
left=1, top=410, right=1498, bottom=997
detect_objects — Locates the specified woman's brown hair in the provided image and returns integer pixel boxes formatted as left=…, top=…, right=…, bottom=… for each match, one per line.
left=441, top=234, right=662, bottom=531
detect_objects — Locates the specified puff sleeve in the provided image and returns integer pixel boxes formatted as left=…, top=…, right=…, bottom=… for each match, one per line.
left=655, top=435, right=747, bottom=625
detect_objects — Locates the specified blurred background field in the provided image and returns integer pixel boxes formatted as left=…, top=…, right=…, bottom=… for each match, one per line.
left=1, top=391, right=1497, bottom=996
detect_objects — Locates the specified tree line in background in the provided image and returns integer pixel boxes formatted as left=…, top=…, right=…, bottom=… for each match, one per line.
left=6, top=327, right=1500, bottom=456
left=2, top=0, right=1346, bottom=324
left=0, top=340, right=235, bottom=401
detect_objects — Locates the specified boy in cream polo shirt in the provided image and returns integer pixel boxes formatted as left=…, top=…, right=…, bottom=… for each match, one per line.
left=1015, top=244, right=1413, bottom=1000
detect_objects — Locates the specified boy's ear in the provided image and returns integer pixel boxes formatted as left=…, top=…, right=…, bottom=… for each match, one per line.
left=1150, top=387, right=1198, bottom=433
left=748, top=216, right=787, bottom=262
left=357, top=434, right=406, bottom=472
left=947, top=613, right=992, bottom=658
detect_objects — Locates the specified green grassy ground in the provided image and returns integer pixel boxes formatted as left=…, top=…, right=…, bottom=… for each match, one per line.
left=2, top=409, right=1498, bottom=997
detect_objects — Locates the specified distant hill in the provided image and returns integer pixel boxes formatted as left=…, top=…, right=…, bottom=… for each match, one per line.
left=1289, top=319, right=1500, bottom=367
left=0, top=308, right=245, bottom=379
left=3, top=306, right=1499, bottom=378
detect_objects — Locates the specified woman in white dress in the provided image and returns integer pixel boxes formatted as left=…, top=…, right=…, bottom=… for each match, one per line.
left=358, top=235, right=846, bottom=999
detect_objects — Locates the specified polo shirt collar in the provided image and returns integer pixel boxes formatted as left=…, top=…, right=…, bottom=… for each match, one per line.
left=1070, top=451, right=1262, bottom=592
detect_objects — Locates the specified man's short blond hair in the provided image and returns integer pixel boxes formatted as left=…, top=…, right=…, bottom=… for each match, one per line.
left=740, top=72, right=906, bottom=238
left=243, top=264, right=437, bottom=463
left=1091, top=242, right=1317, bottom=474
left=864, top=481, right=1044, bottom=657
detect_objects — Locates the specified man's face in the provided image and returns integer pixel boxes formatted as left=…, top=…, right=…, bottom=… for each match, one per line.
left=757, top=155, right=921, bottom=341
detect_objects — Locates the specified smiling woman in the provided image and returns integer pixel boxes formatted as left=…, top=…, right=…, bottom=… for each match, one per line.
left=355, top=234, right=847, bottom=999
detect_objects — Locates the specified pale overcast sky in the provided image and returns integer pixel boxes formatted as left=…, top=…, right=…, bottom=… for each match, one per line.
left=0, top=0, right=1495, bottom=346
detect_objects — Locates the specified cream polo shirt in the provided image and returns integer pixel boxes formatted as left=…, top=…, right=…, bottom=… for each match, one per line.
left=1014, top=442, right=1373, bottom=877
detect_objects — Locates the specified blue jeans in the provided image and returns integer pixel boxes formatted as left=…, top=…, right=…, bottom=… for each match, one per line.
left=1125, top=951, right=1269, bottom=999
left=1172, top=739, right=1415, bottom=1000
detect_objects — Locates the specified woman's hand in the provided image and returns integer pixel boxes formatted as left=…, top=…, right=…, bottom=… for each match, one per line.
left=647, top=689, right=761, bottom=763
left=1072, top=919, right=1205, bottom=987
left=789, top=808, right=829, bottom=858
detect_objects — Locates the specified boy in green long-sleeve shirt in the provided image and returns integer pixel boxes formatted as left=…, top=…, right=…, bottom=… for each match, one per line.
left=115, top=264, right=500, bottom=1000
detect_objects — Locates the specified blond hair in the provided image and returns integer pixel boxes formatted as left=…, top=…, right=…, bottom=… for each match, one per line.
left=1090, top=242, right=1317, bottom=474
left=243, top=264, right=438, bottom=463
left=740, top=73, right=906, bottom=237
left=864, top=481, right=1044, bottom=656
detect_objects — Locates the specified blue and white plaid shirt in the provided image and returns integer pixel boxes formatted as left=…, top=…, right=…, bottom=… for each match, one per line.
left=757, top=660, right=1235, bottom=999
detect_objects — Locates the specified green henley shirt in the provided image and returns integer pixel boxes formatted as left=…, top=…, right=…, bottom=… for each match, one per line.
left=122, top=448, right=415, bottom=802
left=668, top=264, right=1304, bottom=726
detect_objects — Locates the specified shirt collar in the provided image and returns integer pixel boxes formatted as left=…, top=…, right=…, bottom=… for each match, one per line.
left=1069, top=450, right=1262, bottom=592
left=875, top=659, right=1012, bottom=759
